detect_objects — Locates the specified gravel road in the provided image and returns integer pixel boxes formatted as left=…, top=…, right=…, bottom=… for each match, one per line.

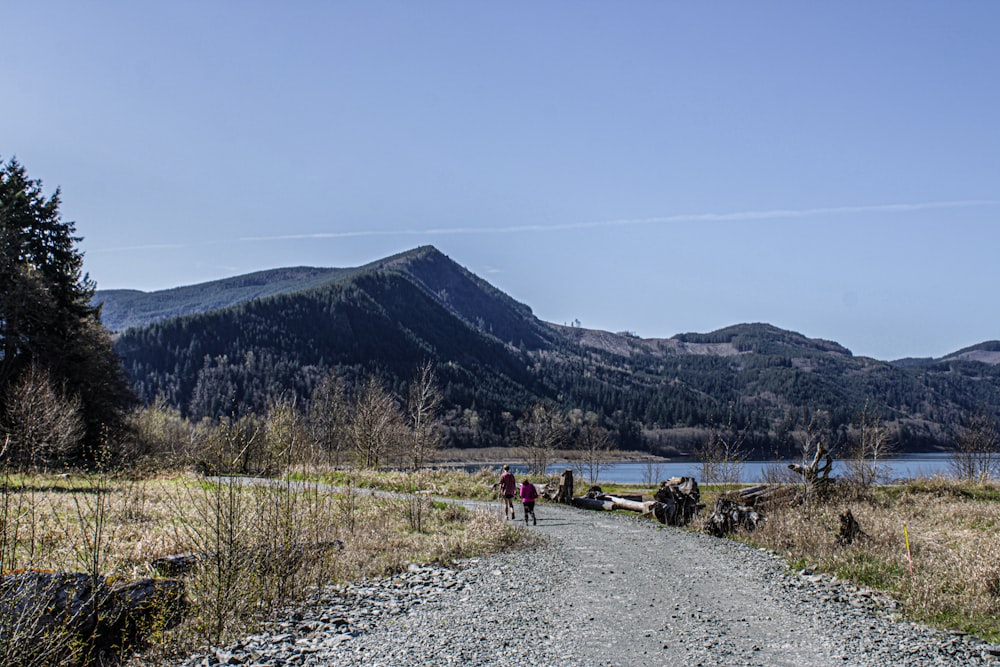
left=178, top=502, right=1000, bottom=666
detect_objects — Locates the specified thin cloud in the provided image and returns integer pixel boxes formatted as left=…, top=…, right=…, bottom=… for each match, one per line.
left=88, top=200, right=1000, bottom=252
left=238, top=200, right=1000, bottom=243
left=88, top=243, right=190, bottom=253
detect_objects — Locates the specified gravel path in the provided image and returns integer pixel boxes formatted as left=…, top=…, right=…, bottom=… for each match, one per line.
left=178, top=502, right=1000, bottom=666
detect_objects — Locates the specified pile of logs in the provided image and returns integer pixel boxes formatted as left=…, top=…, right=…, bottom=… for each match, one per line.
left=721, top=483, right=802, bottom=509
left=704, top=483, right=806, bottom=536
left=571, top=476, right=702, bottom=527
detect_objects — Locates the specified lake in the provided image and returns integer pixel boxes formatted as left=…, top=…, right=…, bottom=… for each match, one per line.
left=494, top=452, right=964, bottom=484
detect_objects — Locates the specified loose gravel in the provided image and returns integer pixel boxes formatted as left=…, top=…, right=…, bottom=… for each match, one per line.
left=176, top=503, right=1000, bottom=667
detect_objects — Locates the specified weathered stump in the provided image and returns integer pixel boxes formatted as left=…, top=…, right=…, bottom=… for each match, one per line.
left=557, top=469, right=574, bottom=504
left=705, top=498, right=762, bottom=536
left=788, top=439, right=835, bottom=492
left=651, top=477, right=702, bottom=526
left=837, top=509, right=867, bottom=546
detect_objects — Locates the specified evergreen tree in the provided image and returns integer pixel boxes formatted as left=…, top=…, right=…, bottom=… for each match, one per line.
left=0, top=157, right=134, bottom=462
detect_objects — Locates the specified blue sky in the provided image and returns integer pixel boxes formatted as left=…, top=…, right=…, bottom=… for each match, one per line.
left=4, top=2, right=998, bottom=361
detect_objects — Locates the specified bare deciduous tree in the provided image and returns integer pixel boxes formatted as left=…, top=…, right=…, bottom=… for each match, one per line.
left=951, top=411, right=1000, bottom=483
left=1, top=364, right=84, bottom=470
left=264, top=395, right=306, bottom=468
left=349, top=375, right=403, bottom=469
left=308, top=370, right=350, bottom=467
left=406, top=361, right=442, bottom=470
left=695, top=404, right=748, bottom=488
left=843, top=401, right=895, bottom=489
left=518, top=403, right=568, bottom=475
left=570, top=411, right=616, bottom=485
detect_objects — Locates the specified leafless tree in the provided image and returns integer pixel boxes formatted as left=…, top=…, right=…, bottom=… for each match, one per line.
left=695, top=404, right=748, bottom=488
left=308, top=370, right=350, bottom=467
left=264, top=394, right=306, bottom=468
left=570, top=411, right=616, bottom=484
left=349, top=375, right=403, bottom=469
left=843, top=401, right=895, bottom=489
left=0, top=363, right=84, bottom=470
left=406, top=361, right=442, bottom=470
left=518, top=403, right=568, bottom=475
left=951, top=411, right=1000, bottom=483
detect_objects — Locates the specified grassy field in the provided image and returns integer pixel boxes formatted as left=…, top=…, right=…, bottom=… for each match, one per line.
left=716, top=479, right=1000, bottom=641
left=0, top=468, right=527, bottom=665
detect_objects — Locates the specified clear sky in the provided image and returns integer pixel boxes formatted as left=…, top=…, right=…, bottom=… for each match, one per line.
left=4, top=2, right=998, bottom=361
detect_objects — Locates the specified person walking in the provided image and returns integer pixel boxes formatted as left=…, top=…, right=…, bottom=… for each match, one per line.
left=498, top=465, right=517, bottom=520
left=519, top=477, right=539, bottom=525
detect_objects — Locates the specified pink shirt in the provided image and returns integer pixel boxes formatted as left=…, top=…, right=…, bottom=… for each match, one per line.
left=519, top=482, right=538, bottom=503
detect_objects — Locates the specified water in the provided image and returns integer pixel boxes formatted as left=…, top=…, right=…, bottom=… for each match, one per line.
left=492, top=452, right=959, bottom=484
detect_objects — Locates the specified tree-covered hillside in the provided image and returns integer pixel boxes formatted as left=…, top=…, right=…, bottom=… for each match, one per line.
left=111, top=246, right=1000, bottom=454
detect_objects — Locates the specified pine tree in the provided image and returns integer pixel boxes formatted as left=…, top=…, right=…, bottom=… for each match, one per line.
left=0, top=157, right=135, bottom=463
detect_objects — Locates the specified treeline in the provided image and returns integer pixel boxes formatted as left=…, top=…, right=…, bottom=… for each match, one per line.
left=0, top=157, right=135, bottom=469
left=114, top=271, right=1000, bottom=454
left=128, top=360, right=620, bottom=478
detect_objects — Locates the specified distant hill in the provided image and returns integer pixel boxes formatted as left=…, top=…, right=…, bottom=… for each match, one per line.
left=96, top=266, right=361, bottom=332
left=105, top=246, right=1000, bottom=454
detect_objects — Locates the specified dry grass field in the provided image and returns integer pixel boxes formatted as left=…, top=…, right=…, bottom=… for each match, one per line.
left=706, top=479, right=1000, bottom=641
left=0, top=469, right=524, bottom=665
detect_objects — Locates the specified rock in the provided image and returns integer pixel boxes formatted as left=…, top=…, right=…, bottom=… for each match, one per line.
left=0, top=570, right=186, bottom=667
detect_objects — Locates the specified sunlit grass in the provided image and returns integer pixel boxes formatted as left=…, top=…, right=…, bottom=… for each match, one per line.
left=1, top=468, right=529, bottom=663
left=722, top=478, right=1000, bottom=641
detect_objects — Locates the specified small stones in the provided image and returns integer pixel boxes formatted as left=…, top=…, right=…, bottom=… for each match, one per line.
left=171, top=504, right=1000, bottom=667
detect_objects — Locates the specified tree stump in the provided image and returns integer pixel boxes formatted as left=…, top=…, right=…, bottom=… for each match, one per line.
left=705, top=498, right=762, bottom=536
left=837, top=509, right=866, bottom=546
left=651, top=477, right=702, bottom=526
left=556, top=469, right=574, bottom=504
left=788, top=439, right=834, bottom=491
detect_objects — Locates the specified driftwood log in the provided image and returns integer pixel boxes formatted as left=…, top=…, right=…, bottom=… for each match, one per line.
left=571, top=477, right=701, bottom=527
left=572, top=496, right=615, bottom=511
left=788, top=439, right=834, bottom=490
left=722, top=483, right=801, bottom=510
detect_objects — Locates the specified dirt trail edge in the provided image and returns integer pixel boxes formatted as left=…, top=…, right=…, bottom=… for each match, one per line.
left=175, top=497, right=1000, bottom=667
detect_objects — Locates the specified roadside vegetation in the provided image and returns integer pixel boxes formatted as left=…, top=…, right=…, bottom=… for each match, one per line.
left=0, top=465, right=525, bottom=666
left=716, top=479, right=1000, bottom=642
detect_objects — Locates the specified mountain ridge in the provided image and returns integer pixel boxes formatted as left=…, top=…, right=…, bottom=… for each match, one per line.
left=103, top=246, right=1000, bottom=454
left=97, top=247, right=986, bottom=365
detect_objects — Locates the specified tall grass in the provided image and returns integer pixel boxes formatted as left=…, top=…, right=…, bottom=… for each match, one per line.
left=0, top=468, right=526, bottom=665
left=723, top=478, right=1000, bottom=640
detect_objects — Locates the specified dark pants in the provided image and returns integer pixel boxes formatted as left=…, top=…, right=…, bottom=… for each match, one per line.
left=523, top=502, right=536, bottom=523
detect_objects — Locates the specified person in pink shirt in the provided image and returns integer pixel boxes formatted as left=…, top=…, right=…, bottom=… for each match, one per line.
left=497, top=465, right=517, bottom=520
left=519, top=478, right=539, bottom=525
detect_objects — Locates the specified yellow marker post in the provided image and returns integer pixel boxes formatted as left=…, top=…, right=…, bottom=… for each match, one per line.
left=903, top=522, right=913, bottom=576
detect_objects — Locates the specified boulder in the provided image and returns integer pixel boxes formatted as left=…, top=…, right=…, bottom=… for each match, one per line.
left=0, top=570, right=186, bottom=667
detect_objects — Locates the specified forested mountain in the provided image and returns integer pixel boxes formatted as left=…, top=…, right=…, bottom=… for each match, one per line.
left=104, top=246, right=1000, bottom=455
